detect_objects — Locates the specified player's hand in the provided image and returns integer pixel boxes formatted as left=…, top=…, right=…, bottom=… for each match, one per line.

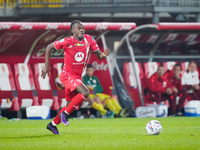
left=166, top=87, right=173, bottom=95
left=174, top=72, right=181, bottom=80
left=41, top=65, right=49, bottom=79
left=103, top=47, right=110, bottom=57
left=173, top=87, right=178, bottom=93
left=193, top=85, right=200, bottom=90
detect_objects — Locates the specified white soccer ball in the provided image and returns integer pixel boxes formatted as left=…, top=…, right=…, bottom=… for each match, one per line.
left=146, top=120, right=162, bottom=135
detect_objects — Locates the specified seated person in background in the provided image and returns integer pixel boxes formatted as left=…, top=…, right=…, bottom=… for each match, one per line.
left=82, top=64, right=127, bottom=117
left=148, top=65, right=177, bottom=116
left=181, top=61, right=200, bottom=100
left=164, top=64, right=187, bottom=116
left=86, top=94, right=115, bottom=118
left=55, top=63, right=65, bottom=89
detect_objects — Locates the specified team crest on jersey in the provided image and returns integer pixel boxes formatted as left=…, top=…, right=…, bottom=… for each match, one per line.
left=75, top=43, right=84, bottom=46
left=93, top=79, right=96, bottom=83
left=75, top=52, right=84, bottom=62
left=163, top=81, right=167, bottom=87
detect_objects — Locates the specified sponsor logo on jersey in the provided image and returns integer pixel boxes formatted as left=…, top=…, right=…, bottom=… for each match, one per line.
left=75, top=43, right=84, bottom=46
left=163, top=81, right=167, bottom=87
left=93, top=79, right=97, bottom=83
left=75, top=52, right=84, bottom=62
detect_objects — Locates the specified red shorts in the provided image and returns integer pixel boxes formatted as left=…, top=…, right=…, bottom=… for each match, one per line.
left=60, top=71, right=82, bottom=101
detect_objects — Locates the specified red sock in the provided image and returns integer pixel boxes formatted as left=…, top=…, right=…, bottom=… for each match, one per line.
left=66, top=93, right=86, bottom=114
left=53, top=106, right=66, bottom=125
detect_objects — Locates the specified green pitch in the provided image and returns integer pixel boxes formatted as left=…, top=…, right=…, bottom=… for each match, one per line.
left=0, top=117, right=200, bottom=150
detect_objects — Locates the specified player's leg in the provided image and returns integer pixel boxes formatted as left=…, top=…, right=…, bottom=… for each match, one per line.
left=176, top=89, right=187, bottom=116
left=65, top=84, right=89, bottom=113
left=60, top=84, right=89, bottom=125
left=97, top=93, right=117, bottom=114
left=110, top=97, right=122, bottom=111
left=93, top=95, right=114, bottom=118
left=47, top=100, right=70, bottom=134
left=191, top=90, right=200, bottom=100
left=89, top=95, right=107, bottom=115
left=166, top=92, right=177, bottom=116
left=93, top=94, right=114, bottom=118
left=51, top=88, right=74, bottom=126
left=150, top=91, right=162, bottom=104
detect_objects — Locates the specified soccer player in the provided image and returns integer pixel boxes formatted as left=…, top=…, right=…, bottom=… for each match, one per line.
left=82, top=64, right=128, bottom=118
left=148, top=65, right=177, bottom=116
left=164, top=64, right=187, bottom=116
left=181, top=61, right=200, bottom=100
left=41, top=20, right=110, bottom=135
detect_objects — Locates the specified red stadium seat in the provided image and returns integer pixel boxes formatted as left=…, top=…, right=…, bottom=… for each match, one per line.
left=123, top=62, right=145, bottom=89
left=143, top=62, right=160, bottom=92
left=33, top=63, right=59, bottom=111
left=13, top=63, right=39, bottom=108
left=143, top=62, right=160, bottom=79
left=163, top=61, right=177, bottom=72
left=52, top=63, right=67, bottom=108
left=123, top=62, right=145, bottom=108
left=33, top=63, right=56, bottom=90
left=0, top=63, right=20, bottom=111
left=56, top=89, right=66, bottom=108
left=181, top=62, right=189, bottom=71
left=52, top=63, right=63, bottom=83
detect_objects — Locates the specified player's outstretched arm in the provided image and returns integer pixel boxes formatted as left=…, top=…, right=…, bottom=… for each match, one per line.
left=94, top=48, right=110, bottom=60
left=41, top=42, right=54, bottom=79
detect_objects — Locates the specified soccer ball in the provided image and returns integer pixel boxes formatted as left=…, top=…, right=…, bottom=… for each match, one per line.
left=146, top=120, right=162, bottom=135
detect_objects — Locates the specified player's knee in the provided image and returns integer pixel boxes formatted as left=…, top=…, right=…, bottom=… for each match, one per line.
left=154, top=92, right=161, bottom=98
left=182, top=89, right=187, bottom=96
left=81, top=89, right=90, bottom=98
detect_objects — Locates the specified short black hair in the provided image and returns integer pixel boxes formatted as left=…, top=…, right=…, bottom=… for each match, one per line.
left=87, top=64, right=93, bottom=68
left=158, top=65, right=164, bottom=68
left=70, top=20, right=82, bottom=30
left=173, top=64, right=181, bottom=68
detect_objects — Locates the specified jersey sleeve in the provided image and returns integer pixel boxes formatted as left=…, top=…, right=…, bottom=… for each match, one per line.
left=194, top=71, right=200, bottom=84
left=54, top=38, right=67, bottom=50
left=89, top=36, right=99, bottom=52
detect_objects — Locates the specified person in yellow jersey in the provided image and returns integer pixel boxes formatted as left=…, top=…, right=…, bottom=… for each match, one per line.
left=82, top=64, right=128, bottom=117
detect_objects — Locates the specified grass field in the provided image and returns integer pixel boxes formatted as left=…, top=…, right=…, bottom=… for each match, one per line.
left=0, top=117, right=200, bottom=150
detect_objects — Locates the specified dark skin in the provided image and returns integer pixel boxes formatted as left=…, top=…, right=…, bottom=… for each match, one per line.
left=41, top=21, right=110, bottom=99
